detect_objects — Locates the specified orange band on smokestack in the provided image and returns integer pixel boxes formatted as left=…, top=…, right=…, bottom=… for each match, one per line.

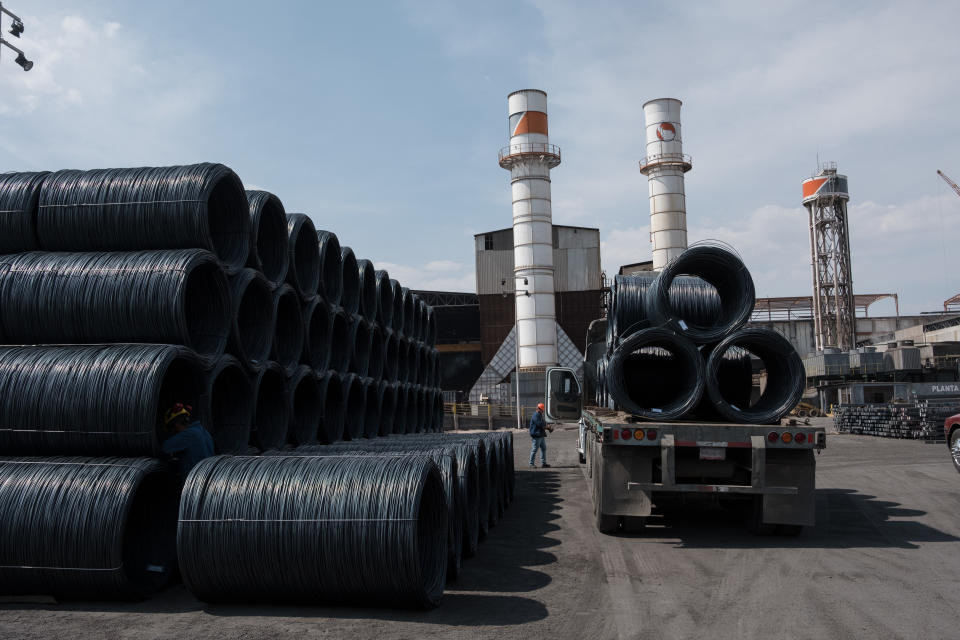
left=512, top=111, right=548, bottom=136
left=802, top=178, right=827, bottom=199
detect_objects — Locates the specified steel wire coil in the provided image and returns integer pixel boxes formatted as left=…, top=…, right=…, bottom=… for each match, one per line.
left=417, top=298, right=428, bottom=343
left=362, top=377, right=382, bottom=439
left=244, top=190, right=289, bottom=286
left=291, top=443, right=464, bottom=581
left=348, top=314, right=372, bottom=377
left=433, top=349, right=443, bottom=389
left=341, top=373, right=366, bottom=440
left=426, top=306, right=437, bottom=347
left=374, top=270, right=394, bottom=329
left=178, top=454, right=448, bottom=608
left=317, top=372, right=345, bottom=444
left=0, top=344, right=204, bottom=456
left=0, top=249, right=230, bottom=356
left=384, top=330, right=400, bottom=382
left=284, top=214, right=320, bottom=300
left=704, top=327, right=805, bottom=424
left=401, top=287, right=415, bottom=337
left=301, top=297, right=331, bottom=371
left=0, top=171, right=49, bottom=253
left=606, top=327, right=705, bottom=421
left=644, top=243, right=755, bottom=344
left=693, top=348, right=754, bottom=421
left=411, top=342, right=422, bottom=385
left=415, top=387, right=427, bottom=434
left=328, top=308, right=352, bottom=372
left=202, top=354, right=253, bottom=454
left=357, top=258, right=378, bottom=323
left=316, top=230, right=343, bottom=306
left=611, top=274, right=722, bottom=344
left=432, top=391, right=445, bottom=433
left=0, top=457, right=180, bottom=599
left=368, top=323, right=385, bottom=381
left=227, top=268, right=274, bottom=368
left=378, top=380, right=397, bottom=436
left=250, top=362, right=288, bottom=451
left=390, top=279, right=404, bottom=334
left=340, top=247, right=360, bottom=315
left=37, top=163, right=250, bottom=272
left=404, top=384, right=419, bottom=434
left=271, top=284, right=304, bottom=373
left=285, top=365, right=322, bottom=445
left=393, top=382, right=408, bottom=435
left=417, top=344, right=430, bottom=386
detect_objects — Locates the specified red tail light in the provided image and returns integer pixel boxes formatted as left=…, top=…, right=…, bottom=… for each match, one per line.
left=794, top=432, right=807, bottom=444
left=612, top=429, right=619, bottom=439
left=646, top=429, right=658, bottom=440
left=621, top=429, right=632, bottom=440
left=767, top=431, right=779, bottom=443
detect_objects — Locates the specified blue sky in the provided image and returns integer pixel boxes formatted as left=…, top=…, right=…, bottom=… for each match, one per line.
left=2, top=1, right=959, bottom=314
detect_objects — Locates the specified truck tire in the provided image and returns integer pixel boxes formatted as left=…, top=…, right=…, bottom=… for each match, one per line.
left=775, top=524, right=804, bottom=537
left=596, top=511, right=619, bottom=534
left=950, top=427, right=960, bottom=474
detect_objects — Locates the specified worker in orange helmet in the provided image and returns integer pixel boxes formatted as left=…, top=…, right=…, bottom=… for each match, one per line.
left=161, top=403, right=215, bottom=479
left=528, top=402, right=552, bottom=468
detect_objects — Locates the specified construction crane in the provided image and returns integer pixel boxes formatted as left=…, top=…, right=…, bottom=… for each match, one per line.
left=938, top=170, right=960, bottom=199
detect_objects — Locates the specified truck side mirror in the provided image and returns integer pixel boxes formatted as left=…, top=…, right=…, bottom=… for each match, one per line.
left=545, top=366, right=582, bottom=422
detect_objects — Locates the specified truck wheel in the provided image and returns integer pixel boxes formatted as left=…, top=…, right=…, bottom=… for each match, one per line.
left=748, top=497, right=776, bottom=535
left=596, top=511, right=619, bottom=534
left=775, top=524, right=804, bottom=537
left=950, top=428, right=960, bottom=474
left=623, top=516, right=646, bottom=534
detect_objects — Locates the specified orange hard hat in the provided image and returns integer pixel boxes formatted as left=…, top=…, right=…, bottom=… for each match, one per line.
left=537, top=403, right=545, bottom=411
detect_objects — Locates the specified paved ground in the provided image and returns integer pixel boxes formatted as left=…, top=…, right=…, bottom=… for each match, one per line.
left=2, top=425, right=959, bottom=639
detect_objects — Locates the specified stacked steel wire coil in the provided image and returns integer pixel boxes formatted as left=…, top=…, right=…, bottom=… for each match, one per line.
left=601, top=243, right=804, bottom=424
left=0, top=163, right=446, bottom=604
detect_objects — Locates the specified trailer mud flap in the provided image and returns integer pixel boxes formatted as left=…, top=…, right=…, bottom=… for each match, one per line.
left=598, top=445, right=653, bottom=517
left=763, top=448, right=816, bottom=526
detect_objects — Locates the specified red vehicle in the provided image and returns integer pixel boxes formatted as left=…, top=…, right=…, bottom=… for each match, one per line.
left=945, top=414, right=960, bottom=473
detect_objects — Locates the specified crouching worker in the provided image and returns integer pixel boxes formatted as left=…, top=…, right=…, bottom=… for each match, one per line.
left=161, top=403, right=215, bottom=479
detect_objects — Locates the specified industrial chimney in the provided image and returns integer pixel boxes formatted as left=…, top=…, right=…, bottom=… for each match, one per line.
left=498, top=89, right=561, bottom=370
left=639, top=98, right=692, bottom=270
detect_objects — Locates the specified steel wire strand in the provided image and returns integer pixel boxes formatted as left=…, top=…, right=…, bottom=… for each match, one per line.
left=284, top=365, right=323, bottom=445
left=357, top=259, right=378, bottom=323
left=378, top=380, right=396, bottom=436
left=0, top=456, right=180, bottom=599
left=340, top=247, right=360, bottom=315
left=416, top=298, right=428, bottom=343
left=374, top=270, right=394, bottom=329
left=284, top=214, right=320, bottom=301
left=348, top=315, right=372, bottom=377
left=202, top=354, right=254, bottom=454
left=317, top=372, right=345, bottom=444
left=0, top=249, right=231, bottom=356
left=417, top=344, right=430, bottom=386
left=250, top=361, right=289, bottom=451
left=362, top=377, right=382, bottom=439
left=401, top=288, right=415, bottom=338
left=704, top=328, right=805, bottom=424
left=0, top=344, right=204, bottom=456
left=606, top=328, right=705, bottom=421
left=392, top=382, right=408, bottom=436
left=384, top=330, right=400, bottom=382
left=36, top=163, right=250, bottom=273
left=0, top=171, right=49, bottom=253
left=368, top=323, right=385, bottom=381
left=290, top=443, right=463, bottom=581
left=178, top=454, right=448, bottom=607
left=612, top=274, right=722, bottom=344
left=244, top=190, right=289, bottom=287
left=328, top=308, right=352, bottom=372
left=316, top=230, right=343, bottom=306
left=432, top=391, right=445, bottom=434
left=432, top=349, right=443, bottom=389
left=403, top=384, right=419, bottom=434
left=425, top=306, right=437, bottom=348
left=227, top=268, right=275, bottom=368
left=644, top=243, right=755, bottom=344
left=341, top=373, right=367, bottom=440
left=301, top=297, right=332, bottom=371
left=390, top=279, right=404, bottom=334
left=271, top=284, right=305, bottom=373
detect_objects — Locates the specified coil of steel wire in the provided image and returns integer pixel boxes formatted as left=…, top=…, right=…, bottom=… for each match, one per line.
left=348, top=315, right=372, bottom=377
left=0, top=344, right=204, bottom=456
left=368, top=323, right=385, bottom=381
left=417, top=298, right=428, bottom=343
left=606, top=327, right=705, bottom=421
left=692, top=348, right=754, bottom=421
left=403, top=384, right=419, bottom=434
left=644, top=243, right=755, bottom=344
left=384, top=331, right=400, bottom=382
left=401, top=287, right=415, bottom=337
left=390, top=279, right=404, bottom=334
left=362, top=377, right=382, bottom=439
left=341, top=373, right=366, bottom=440
left=271, top=284, right=304, bottom=373
left=704, top=327, right=805, bottom=424
left=201, top=354, right=253, bottom=454
left=317, top=372, right=345, bottom=444
left=227, top=268, right=274, bottom=368
left=357, top=259, right=378, bottom=323
left=374, top=269, right=394, bottom=329
left=424, top=348, right=435, bottom=391
left=250, top=362, right=289, bottom=451
left=378, top=380, right=396, bottom=436
left=396, top=338, right=411, bottom=384
left=0, top=171, right=49, bottom=253
left=425, top=306, right=437, bottom=347
left=284, top=213, right=320, bottom=300
left=244, top=190, right=289, bottom=287
left=0, top=249, right=230, bottom=356
left=432, top=349, right=443, bottom=389
left=316, top=230, right=343, bottom=306
left=0, top=457, right=180, bottom=600
left=301, top=297, right=331, bottom=371
left=285, top=365, right=322, bottom=445
left=37, top=163, right=250, bottom=273
left=340, top=246, right=360, bottom=315
left=328, top=308, right=352, bottom=372
left=178, top=454, right=448, bottom=607
left=611, top=274, right=723, bottom=344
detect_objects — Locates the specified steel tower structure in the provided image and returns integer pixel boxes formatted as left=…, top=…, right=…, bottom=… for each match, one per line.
left=803, top=162, right=854, bottom=351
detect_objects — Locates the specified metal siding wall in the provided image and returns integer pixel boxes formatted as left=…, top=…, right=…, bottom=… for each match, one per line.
left=475, top=250, right=515, bottom=295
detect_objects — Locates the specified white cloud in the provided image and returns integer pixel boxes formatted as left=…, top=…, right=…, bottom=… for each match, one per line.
left=375, top=260, right=476, bottom=292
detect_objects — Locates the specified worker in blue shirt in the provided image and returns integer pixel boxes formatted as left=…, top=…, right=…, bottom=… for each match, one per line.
left=161, top=403, right=215, bottom=479
left=529, top=402, right=552, bottom=468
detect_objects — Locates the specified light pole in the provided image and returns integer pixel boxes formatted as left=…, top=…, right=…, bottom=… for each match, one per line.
left=1, top=3, right=33, bottom=71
